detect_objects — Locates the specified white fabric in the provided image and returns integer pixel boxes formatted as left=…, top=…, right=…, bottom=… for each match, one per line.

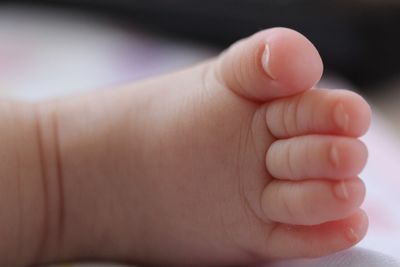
left=268, top=248, right=400, bottom=267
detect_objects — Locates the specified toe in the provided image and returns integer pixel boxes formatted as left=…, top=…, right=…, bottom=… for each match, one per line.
left=216, top=27, right=323, bottom=101
left=261, top=178, right=365, bottom=225
left=266, top=89, right=372, bottom=138
left=264, top=210, right=368, bottom=258
left=266, top=136, right=368, bottom=180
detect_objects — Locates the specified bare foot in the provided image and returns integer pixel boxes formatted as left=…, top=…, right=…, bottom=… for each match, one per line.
left=0, top=28, right=371, bottom=266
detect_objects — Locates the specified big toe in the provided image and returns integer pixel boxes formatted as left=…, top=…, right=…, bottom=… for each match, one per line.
left=216, top=27, right=323, bottom=101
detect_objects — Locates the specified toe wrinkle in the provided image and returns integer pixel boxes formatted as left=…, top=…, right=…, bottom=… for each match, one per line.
left=286, top=141, right=297, bottom=179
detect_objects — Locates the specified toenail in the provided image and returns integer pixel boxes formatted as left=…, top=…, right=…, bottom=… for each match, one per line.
left=345, top=226, right=359, bottom=243
left=333, top=181, right=349, bottom=200
left=262, top=43, right=277, bottom=80
left=329, top=144, right=340, bottom=168
left=334, top=102, right=350, bottom=132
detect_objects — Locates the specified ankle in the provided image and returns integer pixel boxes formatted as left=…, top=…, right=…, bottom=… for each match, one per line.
left=0, top=100, right=61, bottom=266
left=37, top=91, right=153, bottom=263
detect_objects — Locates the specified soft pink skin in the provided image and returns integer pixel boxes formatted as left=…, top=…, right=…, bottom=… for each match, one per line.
left=0, top=28, right=371, bottom=266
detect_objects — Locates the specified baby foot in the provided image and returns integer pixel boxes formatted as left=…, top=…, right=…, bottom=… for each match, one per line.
left=32, top=28, right=371, bottom=266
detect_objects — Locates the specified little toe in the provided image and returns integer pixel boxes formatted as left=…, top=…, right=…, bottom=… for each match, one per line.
left=216, top=27, right=323, bottom=101
left=264, top=210, right=368, bottom=258
left=266, top=136, right=368, bottom=180
left=261, top=178, right=365, bottom=225
left=265, top=89, right=372, bottom=138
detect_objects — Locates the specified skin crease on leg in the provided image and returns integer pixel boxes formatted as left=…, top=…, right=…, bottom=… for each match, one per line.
left=0, top=28, right=371, bottom=267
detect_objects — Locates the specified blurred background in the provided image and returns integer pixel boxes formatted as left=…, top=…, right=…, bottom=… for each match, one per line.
left=0, top=1, right=399, bottom=266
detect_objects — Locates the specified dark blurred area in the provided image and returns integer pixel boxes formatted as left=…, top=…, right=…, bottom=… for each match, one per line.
left=5, top=0, right=400, bottom=93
